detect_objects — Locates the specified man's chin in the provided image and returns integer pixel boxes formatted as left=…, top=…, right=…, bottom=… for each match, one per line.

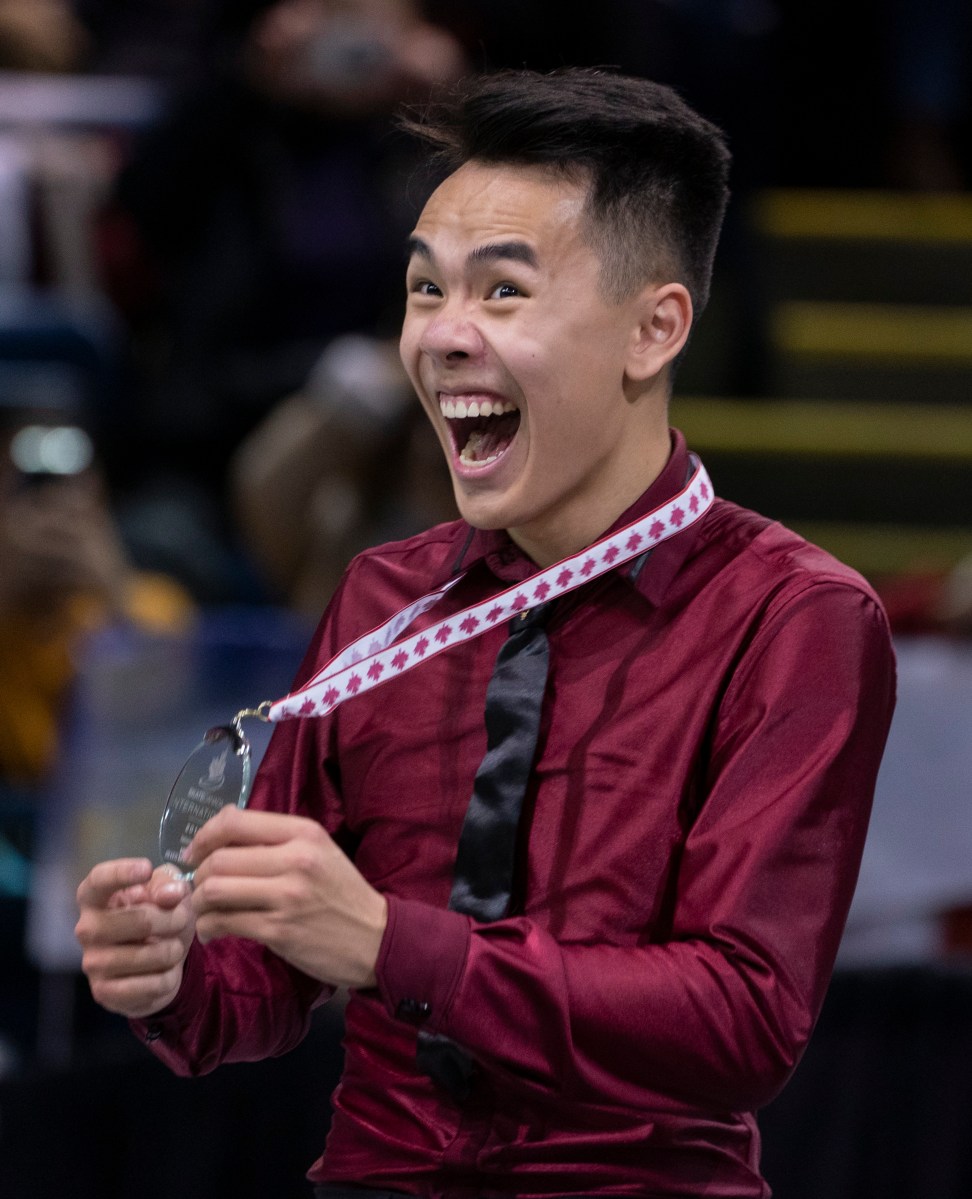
left=452, top=489, right=519, bottom=533
left=453, top=503, right=510, bottom=533
left=449, top=461, right=542, bottom=537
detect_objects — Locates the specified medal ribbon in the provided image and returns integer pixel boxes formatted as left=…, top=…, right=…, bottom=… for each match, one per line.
left=268, top=458, right=713, bottom=723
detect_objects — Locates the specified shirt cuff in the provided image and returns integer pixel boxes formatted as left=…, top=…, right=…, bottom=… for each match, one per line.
left=375, top=895, right=470, bottom=1033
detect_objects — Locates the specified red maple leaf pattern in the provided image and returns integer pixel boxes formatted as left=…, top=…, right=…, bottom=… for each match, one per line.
left=286, top=475, right=714, bottom=721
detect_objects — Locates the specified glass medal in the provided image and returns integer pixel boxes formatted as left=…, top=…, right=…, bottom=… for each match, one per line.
left=158, top=707, right=267, bottom=875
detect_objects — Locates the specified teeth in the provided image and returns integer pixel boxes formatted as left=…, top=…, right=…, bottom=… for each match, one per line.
left=438, top=396, right=517, bottom=418
left=458, top=426, right=510, bottom=467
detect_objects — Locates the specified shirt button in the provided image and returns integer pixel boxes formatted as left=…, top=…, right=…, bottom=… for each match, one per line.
left=396, top=998, right=432, bottom=1025
left=144, top=1025, right=162, bottom=1042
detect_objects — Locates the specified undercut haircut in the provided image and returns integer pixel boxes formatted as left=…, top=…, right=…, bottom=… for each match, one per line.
left=403, top=68, right=732, bottom=315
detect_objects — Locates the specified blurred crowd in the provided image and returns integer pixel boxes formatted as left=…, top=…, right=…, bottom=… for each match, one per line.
left=0, top=0, right=970, bottom=1069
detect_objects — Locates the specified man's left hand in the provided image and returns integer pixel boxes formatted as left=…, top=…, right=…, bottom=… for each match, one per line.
left=186, top=808, right=387, bottom=989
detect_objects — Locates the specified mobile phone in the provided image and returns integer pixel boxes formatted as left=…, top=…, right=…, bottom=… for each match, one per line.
left=8, top=424, right=94, bottom=486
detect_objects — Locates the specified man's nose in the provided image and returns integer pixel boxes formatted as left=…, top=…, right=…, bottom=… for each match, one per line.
left=418, top=304, right=486, bottom=362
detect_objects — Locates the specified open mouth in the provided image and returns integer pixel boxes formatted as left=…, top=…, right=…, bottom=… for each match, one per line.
left=439, top=395, right=521, bottom=467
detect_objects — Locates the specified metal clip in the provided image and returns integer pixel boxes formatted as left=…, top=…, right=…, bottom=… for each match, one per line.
left=232, top=700, right=273, bottom=734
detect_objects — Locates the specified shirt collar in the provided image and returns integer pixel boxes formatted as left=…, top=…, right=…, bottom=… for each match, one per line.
left=451, top=428, right=706, bottom=608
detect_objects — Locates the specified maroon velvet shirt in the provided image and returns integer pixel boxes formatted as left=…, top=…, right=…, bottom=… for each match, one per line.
left=136, top=431, right=896, bottom=1197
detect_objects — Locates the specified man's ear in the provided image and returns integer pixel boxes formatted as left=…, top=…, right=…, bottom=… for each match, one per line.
left=625, top=283, right=693, bottom=382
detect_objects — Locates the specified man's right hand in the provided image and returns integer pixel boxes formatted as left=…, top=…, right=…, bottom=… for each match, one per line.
left=75, top=859, right=195, bottom=1019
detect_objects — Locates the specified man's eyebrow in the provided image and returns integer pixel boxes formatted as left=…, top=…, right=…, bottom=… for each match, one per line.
left=405, top=237, right=540, bottom=270
left=468, top=241, right=538, bottom=269
left=406, top=236, right=434, bottom=262
left=405, top=236, right=539, bottom=269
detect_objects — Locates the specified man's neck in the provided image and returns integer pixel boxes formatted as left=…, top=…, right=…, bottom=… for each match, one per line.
left=507, top=433, right=673, bottom=568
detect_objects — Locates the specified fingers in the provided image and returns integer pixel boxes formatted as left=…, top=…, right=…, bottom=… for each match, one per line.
left=75, top=884, right=192, bottom=952
left=190, top=835, right=329, bottom=885
left=175, top=807, right=385, bottom=987
left=105, top=865, right=188, bottom=913
left=193, top=878, right=278, bottom=945
left=148, top=864, right=195, bottom=908
left=75, top=860, right=196, bottom=1020
left=80, top=918, right=192, bottom=980
left=187, top=815, right=329, bottom=945
left=87, top=966, right=188, bottom=1019
left=190, top=836, right=326, bottom=938
left=76, top=858, right=154, bottom=911
left=186, top=806, right=324, bottom=870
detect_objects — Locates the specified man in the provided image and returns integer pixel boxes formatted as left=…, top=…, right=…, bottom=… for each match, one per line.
left=76, top=69, right=896, bottom=1197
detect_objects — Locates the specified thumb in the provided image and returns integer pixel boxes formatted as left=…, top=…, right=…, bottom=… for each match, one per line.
left=149, top=864, right=193, bottom=909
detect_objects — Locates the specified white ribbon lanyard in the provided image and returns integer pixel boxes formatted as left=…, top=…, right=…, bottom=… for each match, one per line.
left=266, top=458, right=713, bottom=723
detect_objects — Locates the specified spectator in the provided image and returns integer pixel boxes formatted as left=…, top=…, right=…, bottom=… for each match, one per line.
left=100, top=0, right=466, bottom=600
left=230, top=334, right=454, bottom=613
left=0, top=399, right=192, bottom=791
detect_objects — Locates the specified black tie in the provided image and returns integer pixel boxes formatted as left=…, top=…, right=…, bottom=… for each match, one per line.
left=416, top=602, right=552, bottom=1097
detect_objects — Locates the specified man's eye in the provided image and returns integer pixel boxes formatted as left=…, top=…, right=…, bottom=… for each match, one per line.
left=410, top=280, right=442, bottom=297
left=490, top=282, right=520, bottom=300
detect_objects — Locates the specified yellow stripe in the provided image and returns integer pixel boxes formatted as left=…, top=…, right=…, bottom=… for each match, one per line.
left=772, top=302, right=972, bottom=364
left=673, top=396, right=972, bottom=460
left=786, top=522, right=972, bottom=575
left=756, top=190, right=972, bottom=244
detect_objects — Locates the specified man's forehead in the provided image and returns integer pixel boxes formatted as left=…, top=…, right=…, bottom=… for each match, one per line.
left=410, top=162, right=589, bottom=257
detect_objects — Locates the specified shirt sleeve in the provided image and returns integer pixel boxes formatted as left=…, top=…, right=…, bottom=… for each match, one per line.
left=130, top=903, right=328, bottom=1075
left=130, top=578, right=354, bottom=1075
left=376, top=581, right=896, bottom=1112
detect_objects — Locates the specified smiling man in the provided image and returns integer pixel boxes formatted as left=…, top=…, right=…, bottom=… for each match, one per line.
left=400, top=159, right=679, bottom=566
left=76, top=70, right=896, bottom=1198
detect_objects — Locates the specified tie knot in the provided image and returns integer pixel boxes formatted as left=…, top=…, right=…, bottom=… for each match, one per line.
left=511, top=599, right=553, bottom=633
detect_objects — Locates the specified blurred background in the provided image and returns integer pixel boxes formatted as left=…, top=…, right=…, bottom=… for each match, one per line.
left=0, top=2, right=970, bottom=1196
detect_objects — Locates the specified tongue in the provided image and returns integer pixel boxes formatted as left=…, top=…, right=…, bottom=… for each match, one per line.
left=459, top=412, right=519, bottom=465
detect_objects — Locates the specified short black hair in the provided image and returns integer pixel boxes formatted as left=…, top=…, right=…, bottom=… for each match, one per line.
left=403, top=68, right=731, bottom=314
